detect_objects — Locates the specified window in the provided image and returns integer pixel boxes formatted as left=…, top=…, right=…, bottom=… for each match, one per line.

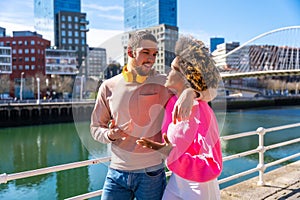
left=31, top=65, right=35, bottom=70
left=74, top=16, right=79, bottom=22
left=68, top=31, right=72, bottom=37
left=12, top=49, right=16, bottom=54
left=18, top=49, right=23, bottom=54
left=31, top=40, right=35, bottom=45
left=19, top=65, right=23, bottom=70
left=68, top=24, right=72, bottom=29
left=31, top=49, right=35, bottom=53
left=74, top=31, right=79, bottom=37
left=62, top=15, right=66, bottom=21
left=68, top=16, right=72, bottom=22
left=61, top=23, right=66, bottom=28
left=25, top=57, right=29, bottom=62
left=25, top=65, right=30, bottom=70
left=24, top=49, right=29, bottom=54
left=62, top=31, right=66, bottom=36
left=31, top=57, right=35, bottom=62
left=68, top=38, right=73, bottom=44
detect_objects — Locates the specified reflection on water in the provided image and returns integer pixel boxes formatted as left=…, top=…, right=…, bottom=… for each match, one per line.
left=0, top=123, right=108, bottom=199
left=216, top=106, right=300, bottom=187
left=0, top=106, right=300, bottom=199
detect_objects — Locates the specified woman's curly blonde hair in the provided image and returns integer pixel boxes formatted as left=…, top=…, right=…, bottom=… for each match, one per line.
left=175, top=35, right=221, bottom=92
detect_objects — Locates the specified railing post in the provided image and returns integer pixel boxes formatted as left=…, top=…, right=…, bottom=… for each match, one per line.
left=0, top=173, right=7, bottom=184
left=256, top=127, right=266, bottom=186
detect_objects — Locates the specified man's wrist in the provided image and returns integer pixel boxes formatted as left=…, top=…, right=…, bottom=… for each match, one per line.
left=107, top=130, right=116, bottom=141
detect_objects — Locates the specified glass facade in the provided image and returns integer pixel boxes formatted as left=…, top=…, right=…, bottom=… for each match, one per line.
left=54, top=0, right=81, bottom=14
left=210, top=37, right=225, bottom=53
left=34, top=0, right=54, bottom=45
left=124, top=0, right=177, bottom=30
left=34, top=0, right=81, bottom=46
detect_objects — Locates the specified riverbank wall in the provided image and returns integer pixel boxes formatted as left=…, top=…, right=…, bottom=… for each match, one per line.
left=0, top=96, right=299, bottom=127
left=0, top=101, right=94, bottom=128
left=213, top=96, right=300, bottom=111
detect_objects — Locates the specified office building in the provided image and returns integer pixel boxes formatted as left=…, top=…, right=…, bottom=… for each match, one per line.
left=0, top=27, right=6, bottom=37
left=211, top=42, right=240, bottom=71
left=210, top=37, right=225, bottom=53
left=86, top=47, right=107, bottom=79
left=55, top=11, right=88, bottom=74
left=34, top=0, right=81, bottom=46
left=0, top=46, right=12, bottom=74
left=45, top=49, right=78, bottom=75
left=34, top=0, right=88, bottom=76
left=0, top=31, right=51, bottom=98
left=124, top=0, right=177, bottom=30
left=54, top=0, right=80, bottom=14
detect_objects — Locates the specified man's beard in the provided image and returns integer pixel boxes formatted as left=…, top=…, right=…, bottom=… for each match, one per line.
left=135, top=65, right=151, bottom=76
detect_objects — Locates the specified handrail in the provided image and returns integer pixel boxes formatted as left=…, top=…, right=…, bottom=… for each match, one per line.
left=0, top=157, right=111, bottom=184
left=218, top=122, right=300, bottom=186
left=0, top=122, right=299, bottom=200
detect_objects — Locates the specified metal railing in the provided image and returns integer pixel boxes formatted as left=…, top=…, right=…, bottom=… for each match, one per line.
left=218, top=122, right=300, bottom=186
left=1, top=122, right=300, bottom=200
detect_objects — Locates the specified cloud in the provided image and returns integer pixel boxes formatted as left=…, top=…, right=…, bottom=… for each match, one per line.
left=87, top=28, right=123, bottom=47
left=0, top=0, right=34, bottom=25
left=95, top=13, right=123, bottom=21
left=83, top=4, right=123, bottom=13
left=1, top=21, right=35, bottom=36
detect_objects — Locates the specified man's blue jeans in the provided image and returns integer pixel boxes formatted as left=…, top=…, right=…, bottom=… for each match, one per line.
left=101, top=164, right=166, bottom=200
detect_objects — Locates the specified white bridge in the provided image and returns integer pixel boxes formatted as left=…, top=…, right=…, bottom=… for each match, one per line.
left=216, top=26, right=300, bottom=79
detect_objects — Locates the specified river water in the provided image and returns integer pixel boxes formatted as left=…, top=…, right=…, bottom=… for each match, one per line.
left=0, top=105, right=300, bottom=199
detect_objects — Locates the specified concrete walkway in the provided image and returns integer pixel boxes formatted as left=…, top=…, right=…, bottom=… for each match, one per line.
left=221, top=160, right=300, bottom=200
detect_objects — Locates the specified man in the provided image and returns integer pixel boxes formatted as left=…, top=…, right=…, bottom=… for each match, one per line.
left=90, top=31, right=215, bottom=200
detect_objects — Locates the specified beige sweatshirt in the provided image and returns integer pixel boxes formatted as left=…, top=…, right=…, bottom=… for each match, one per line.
left=90, top=71, right=170, bottom=170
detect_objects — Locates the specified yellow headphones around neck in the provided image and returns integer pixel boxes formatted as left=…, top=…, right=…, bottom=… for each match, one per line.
left=122, top=65, right=148, bottom=83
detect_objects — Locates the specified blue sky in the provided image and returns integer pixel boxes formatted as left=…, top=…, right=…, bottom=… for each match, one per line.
left=0, top=0, right=299, bottom=46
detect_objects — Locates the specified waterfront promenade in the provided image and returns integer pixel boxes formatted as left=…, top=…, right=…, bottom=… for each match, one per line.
left=221, top=160, right=300, bottom=200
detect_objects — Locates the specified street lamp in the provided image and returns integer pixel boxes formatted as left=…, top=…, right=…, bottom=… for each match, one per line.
left=20, top=72, right=24, bottom=101
left=80, top=75, right=84, bottom=101
left=36, top=77, right=40, bottom=104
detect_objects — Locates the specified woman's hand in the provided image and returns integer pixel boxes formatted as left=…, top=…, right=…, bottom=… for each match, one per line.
left=136, top=134, right=174, bottom=156
left=172, top=88, right=194, bottom=124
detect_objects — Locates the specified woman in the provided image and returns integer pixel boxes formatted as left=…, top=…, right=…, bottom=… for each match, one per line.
left=137, top=35, right=222, bottom=200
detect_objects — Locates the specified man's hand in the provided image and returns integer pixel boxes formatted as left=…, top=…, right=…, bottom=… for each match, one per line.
left=136, top=134, right=173, bottom=156
left=107, top=119, right=132, bottom=141
left=172, top=88, right=194, bottom=124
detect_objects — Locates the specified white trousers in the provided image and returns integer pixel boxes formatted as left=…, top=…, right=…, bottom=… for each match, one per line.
left=162, top=174, right=221, bottom=200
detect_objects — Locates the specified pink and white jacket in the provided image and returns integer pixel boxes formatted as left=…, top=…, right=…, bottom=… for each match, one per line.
left=162, top=96, right=223, bottom=182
